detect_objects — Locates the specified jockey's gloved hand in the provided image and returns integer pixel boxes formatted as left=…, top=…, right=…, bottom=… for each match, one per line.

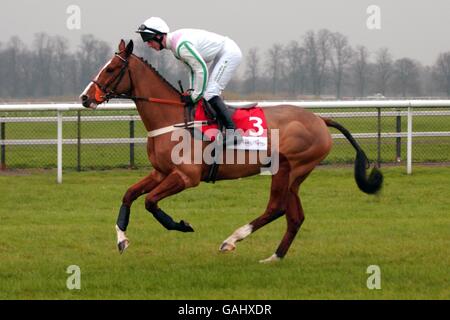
left=180, top=91, right=194, bottom=105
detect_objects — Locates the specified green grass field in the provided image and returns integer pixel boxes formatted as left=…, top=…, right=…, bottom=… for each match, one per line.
left=0, top=166, right=449, bottom=299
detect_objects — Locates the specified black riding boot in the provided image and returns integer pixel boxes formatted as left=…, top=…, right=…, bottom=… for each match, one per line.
left=208, top=96, right=242, bottom=145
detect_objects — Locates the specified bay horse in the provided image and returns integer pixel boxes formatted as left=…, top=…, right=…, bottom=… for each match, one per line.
left=80, top=40, right=383, bottom=263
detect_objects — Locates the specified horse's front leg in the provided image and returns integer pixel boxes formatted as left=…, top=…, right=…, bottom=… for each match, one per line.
left=145, top=169, right=199, bottom=232
left=116, top=170, right=165, bottom=253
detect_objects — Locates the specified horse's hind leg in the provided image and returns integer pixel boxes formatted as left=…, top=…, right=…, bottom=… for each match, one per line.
left=219, top=156, right=290, bottom=252
left=259, top=163, right=316, bottom=262
left=259, top=184, right=305, bottom=263
left=116, top=170, right=165, bottom=253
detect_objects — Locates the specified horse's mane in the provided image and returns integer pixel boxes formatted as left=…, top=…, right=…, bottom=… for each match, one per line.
left=132, top=54, right=181, bottom=95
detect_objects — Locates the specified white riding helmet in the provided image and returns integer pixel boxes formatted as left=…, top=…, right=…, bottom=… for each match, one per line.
left=136, top=17, right=170, bottom=42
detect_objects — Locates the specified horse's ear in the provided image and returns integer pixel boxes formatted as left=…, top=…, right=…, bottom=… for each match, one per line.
left=125, top=40, right=134, bottom=56
left=119, top=39, right=126, bottom=52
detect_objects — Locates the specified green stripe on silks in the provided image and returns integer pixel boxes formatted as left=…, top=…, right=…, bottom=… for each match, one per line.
left=177, top=41, right=208, bottom=103
left=152, top=208, right=194, bottom=232
left=116, top=204, right=130, bottom=231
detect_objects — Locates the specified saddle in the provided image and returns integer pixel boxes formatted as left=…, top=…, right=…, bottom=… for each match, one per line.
left=185, top=100, right=258, bottom=136
left=182, top=99, right=266, bottom=183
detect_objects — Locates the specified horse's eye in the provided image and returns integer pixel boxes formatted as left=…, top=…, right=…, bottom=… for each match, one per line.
left=106, top=67, right=114, bottom=73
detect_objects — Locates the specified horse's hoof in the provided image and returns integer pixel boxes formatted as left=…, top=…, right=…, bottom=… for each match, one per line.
left=219, top=242, right=236, bottom=252
left=179, top=220, right=194, bottom=232
left=117, top=239, right=130, bottom=254
left=259, top=253, right=281, bottom=263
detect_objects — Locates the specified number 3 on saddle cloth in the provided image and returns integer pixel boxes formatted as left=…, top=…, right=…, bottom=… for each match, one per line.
left=193, top=100, right=269, bottom=151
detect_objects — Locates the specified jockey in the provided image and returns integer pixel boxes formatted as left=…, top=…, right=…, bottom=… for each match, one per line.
left=136, top=17, right=243, bottom=144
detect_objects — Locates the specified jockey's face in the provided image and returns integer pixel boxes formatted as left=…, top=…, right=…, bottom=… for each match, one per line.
left=147, top=40, right=161, bottom=51
left=146, top=34, right=165, bottom=51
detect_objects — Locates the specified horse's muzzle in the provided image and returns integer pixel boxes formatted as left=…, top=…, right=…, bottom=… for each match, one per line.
left=80, top=95, right=98, bottom=109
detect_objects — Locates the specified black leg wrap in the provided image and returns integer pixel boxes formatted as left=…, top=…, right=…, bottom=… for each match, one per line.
left=152, top=208, right=177, bottom=230
left=116, top=204, right=130, bottom=232
left=274, top=250, right=285, bottom=259
left=152, top=208, right=194, bottom=233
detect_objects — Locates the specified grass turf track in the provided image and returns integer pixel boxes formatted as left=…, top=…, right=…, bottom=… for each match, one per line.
left=0, top=166, right=449, bottom=299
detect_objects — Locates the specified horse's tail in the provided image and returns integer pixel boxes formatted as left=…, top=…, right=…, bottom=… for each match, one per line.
left=322, top=117, right=383, bottom=194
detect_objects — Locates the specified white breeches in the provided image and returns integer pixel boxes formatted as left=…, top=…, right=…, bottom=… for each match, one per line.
left=204, top=38, right=242, bottom=101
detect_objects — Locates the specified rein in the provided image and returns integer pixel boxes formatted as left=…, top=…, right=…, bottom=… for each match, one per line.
left=91, top=51, right=200, bottom=137
left=107, top=93, right=185, bottom=106
left=92, top=53, right=184, bottom=106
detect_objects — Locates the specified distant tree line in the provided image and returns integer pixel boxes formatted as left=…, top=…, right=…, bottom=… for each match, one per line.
left=0, top=33, right=192, bottom=100
left=1, top=31, right=450, bottom=100
left=0, top=33, right=111, bottom=99
left=243, top=29, right=450, bottom=98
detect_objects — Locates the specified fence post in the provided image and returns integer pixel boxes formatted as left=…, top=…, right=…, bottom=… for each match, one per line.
left=377, top=107, right=381, bottom=168
left=57, top=111, right=63, bottom=184
left=77, top=111, right=81, bottom=172
left=1, top=121, right=5, bottom=170
left=396, top=110, right=402, bottom=162
left=407, top=106, right=413, bottom=174
left=129, top=118, right=135, bottom=168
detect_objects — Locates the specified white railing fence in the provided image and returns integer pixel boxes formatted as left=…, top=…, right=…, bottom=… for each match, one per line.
left=1, top=100, right=450, bottom=183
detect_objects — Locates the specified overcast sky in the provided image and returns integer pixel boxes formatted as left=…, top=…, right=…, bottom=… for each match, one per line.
left=1, top=0, right=449, bottom=67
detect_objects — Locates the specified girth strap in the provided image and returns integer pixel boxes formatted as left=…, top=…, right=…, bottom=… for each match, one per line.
left=147, top=120, right=208, bottom=138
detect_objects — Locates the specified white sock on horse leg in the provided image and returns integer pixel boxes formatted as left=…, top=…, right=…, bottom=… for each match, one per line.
left=115, top=225, right=128, bottom=243
left=225, top=224, right=253, bottom=245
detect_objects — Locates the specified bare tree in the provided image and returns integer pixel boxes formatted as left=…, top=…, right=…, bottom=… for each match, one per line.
left=78, top=34, right=111, bottom=90
left=245, top=47, right=260, bottom=94
left=329, top=32, right=354, bottom=98
left=284, top=41, right=306, bottom=96
left=78, top=34, right=98, bottom=89
left=374, top=48, right=393, bottom=96
left=0, top=43, right=8, bottom=97
left=66, top=55, right=80, bottom=96
left=52, top=35, right=71, bottom=96
left=393, top=58, right=421, bottom=97
left=432, top=52, right=450, bottom=96
left=352, top=46, right=371, bottom=97
left=33, top=33, right=56, bottom=97
left=0, top=59, right=3, bottom=98
left=303, top=31, right=317, bottom=95
left=266, top=43, right=284, bottom=95
left=2, top=36, right=28, bottom=97
left=303, top=29, right=331, bottom=96
left=420, top=65, right=435, bottom=97
left=0, top=41, right=4, bottom=97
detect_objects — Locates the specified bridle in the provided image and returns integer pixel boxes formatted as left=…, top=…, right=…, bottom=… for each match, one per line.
left=91, top=51, right=184, bottom=106
left=91, top=52, right=133, bottom=102
left=87, top=48, right=215, bottom=140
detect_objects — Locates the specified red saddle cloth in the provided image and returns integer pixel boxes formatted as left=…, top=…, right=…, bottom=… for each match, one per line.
left=194, top=100, right=268, bottom=141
